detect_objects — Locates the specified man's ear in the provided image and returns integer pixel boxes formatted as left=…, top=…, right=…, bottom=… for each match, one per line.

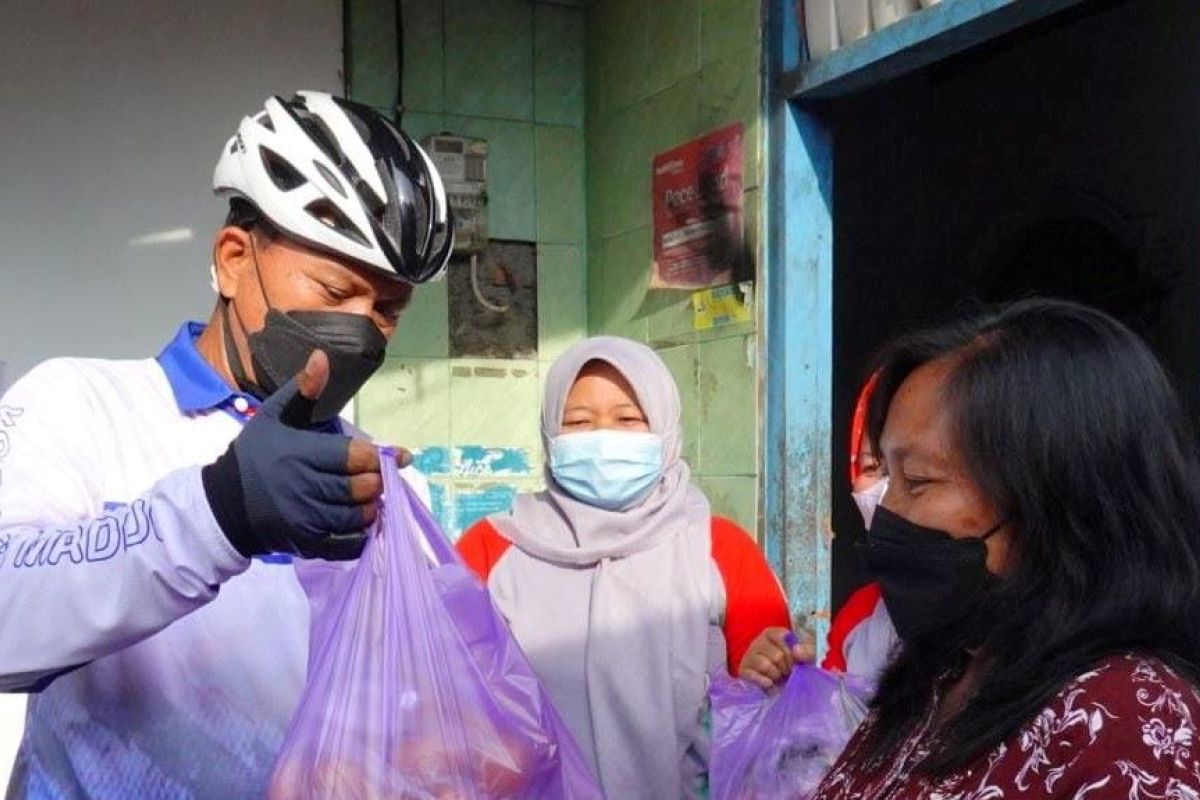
left=212, top=226, right=254, bottom=301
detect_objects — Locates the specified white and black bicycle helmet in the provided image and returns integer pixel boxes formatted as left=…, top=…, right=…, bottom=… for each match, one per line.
left=213, top=91, right=453, bottom=283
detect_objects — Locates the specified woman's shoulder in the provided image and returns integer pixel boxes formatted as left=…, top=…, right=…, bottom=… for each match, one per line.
left=1058, top=654, right=1200, bottom=714
left=996, top=654, right=1200, bottom=794
left=900, top=655, right=1200, bottom=800
left=709, top=515, right=755, bottom=550
left=822, top=583, right=889, bottom=674
left=1090, top=654, right=1197, bottom=725
left=709, top=515, right=775, bottom=576
left=1033, top=654, right=1200, bottom=751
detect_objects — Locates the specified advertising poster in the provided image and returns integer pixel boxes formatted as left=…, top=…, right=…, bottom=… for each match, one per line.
left=651, top=123, right=744, bottom=289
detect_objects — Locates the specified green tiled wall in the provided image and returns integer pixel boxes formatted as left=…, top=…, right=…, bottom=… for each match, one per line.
left=585, top=0, right=764, bottom=536
left=538, top=244, right=587, bottom=363
left=357, top=358, right=452, bottom=449
left=348, top=0, right=587, bottom=538
left=443, top=115, right=537, bottom=240
left=534, top=3, right=586, bottom=126
left=536, top=126, right=586, bottom=244
left=347, top=0, right=763, bottom=539
left=444, top=0, right=534, bottom=121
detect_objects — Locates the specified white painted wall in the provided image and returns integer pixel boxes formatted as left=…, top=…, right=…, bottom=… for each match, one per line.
left=0, top=0, right=342, bottom=383
left=0, top=0, right=342, bottom=788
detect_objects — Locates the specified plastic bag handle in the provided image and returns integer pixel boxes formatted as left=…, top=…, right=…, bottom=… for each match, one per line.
left=378, top=447, right=459, bottom=567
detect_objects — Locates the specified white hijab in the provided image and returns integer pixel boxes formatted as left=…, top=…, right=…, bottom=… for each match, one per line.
left=491, top=336, right=716, bottom=799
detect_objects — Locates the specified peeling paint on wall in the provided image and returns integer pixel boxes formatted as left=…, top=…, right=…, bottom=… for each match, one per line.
left=455, top=445, right=534, bottom=476
left=453, top=484, right=520, bottom=535
left=412, top=446, right=451, bottom=476
left=413, top=444, right=536, bottom=540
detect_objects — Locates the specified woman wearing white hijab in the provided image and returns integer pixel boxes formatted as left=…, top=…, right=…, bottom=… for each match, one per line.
left=457, top=336, right=791, bottom=799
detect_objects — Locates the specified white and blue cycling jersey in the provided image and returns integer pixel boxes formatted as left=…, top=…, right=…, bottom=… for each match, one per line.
left=0, top=322, right=428, bottom=799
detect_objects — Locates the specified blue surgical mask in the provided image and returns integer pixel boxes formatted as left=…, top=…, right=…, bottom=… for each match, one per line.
left=549, top=430, right=665, bottom=511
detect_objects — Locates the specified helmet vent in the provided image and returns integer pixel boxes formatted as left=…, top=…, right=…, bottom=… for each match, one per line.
left=260, top=147, right=306, bottom=192
left=313, top=161, right=348, bottom=198
left=305, top=199, right=369, bottom=247
left=300, top=116, right=343, bottom=168
left=221, top=92, right=455, bottom=282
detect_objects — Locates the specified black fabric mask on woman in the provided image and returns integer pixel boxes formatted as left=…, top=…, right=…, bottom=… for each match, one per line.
left=857, top=506, right=1005, bottom=644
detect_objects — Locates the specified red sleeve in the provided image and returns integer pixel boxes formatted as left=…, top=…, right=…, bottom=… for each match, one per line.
left=822, top=582, right=885, bottom=672
left=455, top=519, right=514, bottom=582
left=711, top=517, right=792, bottom=675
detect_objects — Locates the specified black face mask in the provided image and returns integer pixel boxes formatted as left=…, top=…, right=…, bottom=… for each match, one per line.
left=221, top=237, right=391, bottom=425
left=229, top=308, right=386, bottom=424
left=856, top=506, right=1005, bottom=644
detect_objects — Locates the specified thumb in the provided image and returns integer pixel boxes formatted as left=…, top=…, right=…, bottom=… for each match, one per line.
left=259, top=350, right=329, bottom=427
left=296, top=350, right=330, bottom=402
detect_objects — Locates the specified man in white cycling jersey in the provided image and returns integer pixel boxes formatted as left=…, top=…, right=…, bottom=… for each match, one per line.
left=0, top=91, right=453, bottom=799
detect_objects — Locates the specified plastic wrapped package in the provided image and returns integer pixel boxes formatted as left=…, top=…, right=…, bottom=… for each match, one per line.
left=268, top=448, right=603, bottom=800
left=709, top=662, right=872, bottom=800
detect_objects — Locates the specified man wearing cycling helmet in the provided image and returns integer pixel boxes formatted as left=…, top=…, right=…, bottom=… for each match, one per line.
left=0, top=92, right=453, bottom=797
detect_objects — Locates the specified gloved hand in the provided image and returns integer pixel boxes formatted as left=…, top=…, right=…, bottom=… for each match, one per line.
left=202, top=351, right=409, bottom=560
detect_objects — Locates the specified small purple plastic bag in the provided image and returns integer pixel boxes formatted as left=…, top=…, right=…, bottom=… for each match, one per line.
left=268, top=448, right=603, bottom=800
left=709, top=663, right=872, bottom=800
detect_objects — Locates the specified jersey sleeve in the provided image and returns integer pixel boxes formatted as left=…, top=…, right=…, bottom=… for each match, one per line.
left=822, top=582, right=885, bottom=673
left=0, top=361, right=249, bottom=691
left=456, top=519, right=513, bottom=583
left=710, top=517, right=792, bottom=675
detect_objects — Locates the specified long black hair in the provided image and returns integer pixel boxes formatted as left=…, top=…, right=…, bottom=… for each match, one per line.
left=861, top=298, right=1200, bottom=772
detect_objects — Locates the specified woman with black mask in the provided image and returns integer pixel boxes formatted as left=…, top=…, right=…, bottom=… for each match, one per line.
left=813, top=299, right=1200, bottom=799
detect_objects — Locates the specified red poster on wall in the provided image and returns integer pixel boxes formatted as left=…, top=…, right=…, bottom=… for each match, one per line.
left=651, top=123, right=744, bottom=289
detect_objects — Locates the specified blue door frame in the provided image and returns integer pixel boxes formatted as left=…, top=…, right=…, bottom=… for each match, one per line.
left=760, top=0, right=1094, bottom=653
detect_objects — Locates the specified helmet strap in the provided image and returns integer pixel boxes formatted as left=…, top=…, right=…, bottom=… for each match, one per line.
left=219, top=234, right=275, bottom=399
left=220, top=300, right=265, bottom=399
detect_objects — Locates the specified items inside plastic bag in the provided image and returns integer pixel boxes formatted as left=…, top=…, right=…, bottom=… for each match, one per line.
left=709, top=662, right=872, bottom=800
left=268, top=448, right=603, bottom=800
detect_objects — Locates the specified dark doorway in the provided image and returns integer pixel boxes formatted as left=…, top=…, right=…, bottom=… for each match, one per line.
left=976, top=215, right=1163, bottom=339
left=826, top=0, right=1199, bottom=613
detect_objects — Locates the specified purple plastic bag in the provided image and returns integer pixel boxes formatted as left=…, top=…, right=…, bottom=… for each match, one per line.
left=268, top=448, right=604, bottom=800
left=709, top=664, right=872, bottom=800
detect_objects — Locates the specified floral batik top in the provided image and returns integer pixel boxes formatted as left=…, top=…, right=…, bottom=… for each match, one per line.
left=814, top=655, right=1200, bottom=800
